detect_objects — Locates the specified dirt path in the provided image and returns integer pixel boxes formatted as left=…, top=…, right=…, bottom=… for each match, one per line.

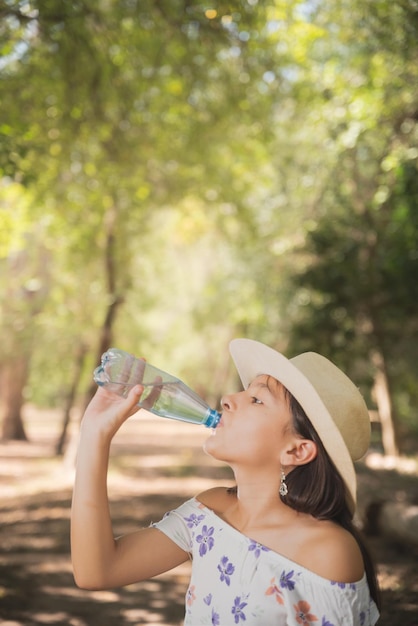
left=0, top=407, right=417, bottom=625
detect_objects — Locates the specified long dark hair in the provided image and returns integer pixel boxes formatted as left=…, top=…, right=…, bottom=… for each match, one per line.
left=283, top=388, right=381, bottom=609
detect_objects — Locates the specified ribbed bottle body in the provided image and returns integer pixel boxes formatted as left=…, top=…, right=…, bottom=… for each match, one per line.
left=94, top=348, right=221, bottom=428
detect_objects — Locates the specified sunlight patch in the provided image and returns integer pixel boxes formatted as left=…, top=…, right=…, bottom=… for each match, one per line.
left=122, top=607, right=166, bottom=623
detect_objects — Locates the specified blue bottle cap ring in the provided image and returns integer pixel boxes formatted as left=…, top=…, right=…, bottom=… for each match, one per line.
left=205, top=409, right=222, bottom=428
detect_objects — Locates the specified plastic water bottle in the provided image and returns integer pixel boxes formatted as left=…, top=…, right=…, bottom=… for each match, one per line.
left=93, top=348, right=221, bottom=428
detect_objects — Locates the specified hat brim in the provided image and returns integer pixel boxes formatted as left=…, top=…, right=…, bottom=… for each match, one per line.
left=229, top=338, right=357, bottom=513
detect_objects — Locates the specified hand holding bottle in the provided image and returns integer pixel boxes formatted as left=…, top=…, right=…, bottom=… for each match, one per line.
left=72, top=347, right=220, bottom=595
left=95, top=351, right=153, bottom=397
left=81, top=384, right=143, bottom=441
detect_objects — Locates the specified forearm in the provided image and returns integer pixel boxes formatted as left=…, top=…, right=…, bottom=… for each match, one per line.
left=70, top=385, right=184, bottom=589
left=70, top=426, right=117, bottom=589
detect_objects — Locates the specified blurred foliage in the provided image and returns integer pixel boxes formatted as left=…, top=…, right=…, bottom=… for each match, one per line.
left=0, top=0, right=417, bottom=448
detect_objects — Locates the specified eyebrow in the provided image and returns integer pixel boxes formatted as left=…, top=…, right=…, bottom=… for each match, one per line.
left=250, top=376, right=284, bottom=398
left=249, top=379, right=272, bottom=393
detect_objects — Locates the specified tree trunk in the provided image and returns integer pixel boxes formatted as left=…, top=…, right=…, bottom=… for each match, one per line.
left=1, top=244, right=51, bottom=442
left=371, top=348, right=399, bottom=457
left=82, top=205, right=124, bottom=409
left=1, top=354, right=29, bottom=441
left=63, top=203, right=125, bottom=468
left=55, top=343, right=88, bottom=455
left=83, top=294, right=124, bottom=409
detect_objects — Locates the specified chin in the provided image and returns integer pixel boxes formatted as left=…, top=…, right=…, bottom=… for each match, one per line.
left=203, top=435, right=221, bottom=460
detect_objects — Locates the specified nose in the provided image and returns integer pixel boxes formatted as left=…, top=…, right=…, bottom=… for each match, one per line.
left=220, top=393, right=235, bottom=412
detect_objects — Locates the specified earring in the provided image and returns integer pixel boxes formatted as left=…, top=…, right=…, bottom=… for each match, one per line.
left=279, top=469, right=288, bottom=497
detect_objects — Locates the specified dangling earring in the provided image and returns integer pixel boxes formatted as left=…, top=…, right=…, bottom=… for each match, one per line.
left=279, top=468, right=288, bottom=497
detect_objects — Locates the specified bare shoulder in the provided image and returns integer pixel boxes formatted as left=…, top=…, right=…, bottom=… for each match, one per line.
left=300, top=520, right=365, bottom=583
left=196, top=486, right=236, bottom=515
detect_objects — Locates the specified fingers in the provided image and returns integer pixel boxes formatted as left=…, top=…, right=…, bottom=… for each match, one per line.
left=116, top=352, right=136, bottom=397
left=132, top=358, right=146, bottom=384
left=140, top=376, right=162, bottom=410
left=119, top=357, right=146, bottom=398
left=126, top=384, right=144, bottom=409
left=81, top=383, right=146, bottom=442
left=104, top=384, right=144, bottom=431
left=88, top=383, right=142, bottom=417
left=103, top=353, right=146, bottom=397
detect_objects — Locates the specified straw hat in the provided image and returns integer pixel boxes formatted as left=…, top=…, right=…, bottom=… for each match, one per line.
left=229, top=338, right=371, bottom=513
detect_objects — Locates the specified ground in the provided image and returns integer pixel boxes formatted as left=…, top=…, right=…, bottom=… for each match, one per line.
left=0, top=406, right=417, bottom=626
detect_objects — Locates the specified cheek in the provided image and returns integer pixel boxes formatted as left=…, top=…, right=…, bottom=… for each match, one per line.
left=204, top=421, right=281, bottom=464
left=241, top=416, right=288, bottom=459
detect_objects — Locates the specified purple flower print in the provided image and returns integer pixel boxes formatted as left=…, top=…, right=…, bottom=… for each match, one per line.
left=211, top=607, right=220, bottom=625
left=322, top=618, right=335, bottom=626
left=196, top=524, right=215, bottom=556
left=280, top=569, right=296, bottom=591
left=231, top=596, right=248, bottom=623
left=203, top=592, right=219, bottom=624
left=332, top=581, right=346, bottom=589
left=248, top=539, right=270, bottom=558
left=359, top=611, right=366, bottom=626
left=184, top=513, right=205, bottom=528
left=331, top=581, right=356, bottom=591
left=218, top=556, right=235, bottom=586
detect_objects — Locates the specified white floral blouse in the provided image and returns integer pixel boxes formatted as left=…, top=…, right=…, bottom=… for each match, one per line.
left=152, top=497, right=380, bottom=626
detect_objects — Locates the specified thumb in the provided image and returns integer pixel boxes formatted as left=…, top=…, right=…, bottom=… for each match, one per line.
left=124, top=384, right=144, bottom=414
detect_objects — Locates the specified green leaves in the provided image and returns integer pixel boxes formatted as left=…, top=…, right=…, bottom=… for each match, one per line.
left=0, top=0, right=417, bottom=442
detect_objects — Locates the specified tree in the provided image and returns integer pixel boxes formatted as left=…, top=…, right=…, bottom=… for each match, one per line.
left=286, top=157, right=418, bottom=455
left=0, top=0, right=301, bottom=439
left=1, top=0, right=417, bottom=455
left=0, top=197, right=51, bottom=439
left=277, top=0, right=418, bottom=455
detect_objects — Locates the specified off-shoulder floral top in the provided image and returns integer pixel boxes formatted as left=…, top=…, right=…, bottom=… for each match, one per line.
left=152, top=497, right=379, bottom=626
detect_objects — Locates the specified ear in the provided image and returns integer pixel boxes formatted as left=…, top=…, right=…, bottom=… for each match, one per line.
left=280, top=438, right=317, bottom=468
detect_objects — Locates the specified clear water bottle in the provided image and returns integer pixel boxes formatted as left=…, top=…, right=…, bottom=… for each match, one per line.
left=93, top=348, right=221, bottom=428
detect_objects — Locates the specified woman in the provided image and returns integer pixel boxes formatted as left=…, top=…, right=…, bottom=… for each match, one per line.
left=71, top=338, right=380, bottom=625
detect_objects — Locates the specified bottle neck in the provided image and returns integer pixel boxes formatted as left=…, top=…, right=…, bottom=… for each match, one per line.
left=205, top=408, right=221, bottom=428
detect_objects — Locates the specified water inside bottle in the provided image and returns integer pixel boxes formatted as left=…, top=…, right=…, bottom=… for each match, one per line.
left=93, top=348, right=221, bottom=428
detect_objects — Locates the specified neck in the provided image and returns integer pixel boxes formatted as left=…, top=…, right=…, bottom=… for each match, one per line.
left=228, top=467, right=296, bottom=529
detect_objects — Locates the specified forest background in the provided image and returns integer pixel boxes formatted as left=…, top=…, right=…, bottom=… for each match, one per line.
left=1, top=1, right=418, bottom=625
left=1, top=0, right=417, bottom=456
